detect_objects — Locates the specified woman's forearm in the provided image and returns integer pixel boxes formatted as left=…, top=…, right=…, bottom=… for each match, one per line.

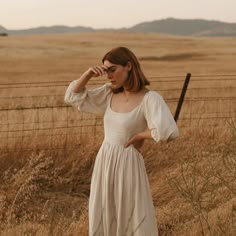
left=141, top=129, right=178, bottom=143
left=138, top=129, right=153, bottom=140
left=125, top=129, right=152, bottom=148
left=72, top=70, right=92, bottom=93
left=72, top=65, right=108, bottom=93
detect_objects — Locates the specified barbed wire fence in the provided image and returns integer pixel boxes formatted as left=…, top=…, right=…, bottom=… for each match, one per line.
left=0, top=74, right=235, bottom=154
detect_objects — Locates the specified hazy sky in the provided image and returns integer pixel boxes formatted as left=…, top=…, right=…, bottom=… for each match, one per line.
left=1, top=0, right=236, bottom=29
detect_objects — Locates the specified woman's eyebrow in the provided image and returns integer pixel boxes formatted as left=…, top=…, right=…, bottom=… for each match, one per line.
left=105, top=65, right=116, bottom=70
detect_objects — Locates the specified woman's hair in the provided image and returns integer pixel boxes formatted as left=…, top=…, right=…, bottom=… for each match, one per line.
left=102, top=47, right=150, bottom=93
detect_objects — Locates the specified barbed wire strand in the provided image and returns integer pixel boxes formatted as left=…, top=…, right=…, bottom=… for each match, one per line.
left=1, top=86, right=236, bottom=99
left=0, top=73, right=235, bottom=88
left=2, top=110, right=235, bottom=126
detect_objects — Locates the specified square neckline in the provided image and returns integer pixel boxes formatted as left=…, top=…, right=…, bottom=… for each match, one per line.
left=109, top=90, right=150, bottom=114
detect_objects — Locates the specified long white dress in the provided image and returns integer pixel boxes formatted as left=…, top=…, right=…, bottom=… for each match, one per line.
left=64, top=81, right=179, bottom=236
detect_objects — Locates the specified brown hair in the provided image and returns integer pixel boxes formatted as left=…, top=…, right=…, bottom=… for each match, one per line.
left=102, top=47, right=150, bottom=93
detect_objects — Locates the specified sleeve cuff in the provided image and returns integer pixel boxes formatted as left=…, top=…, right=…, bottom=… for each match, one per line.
left=150, top=128, right=161, bottom=143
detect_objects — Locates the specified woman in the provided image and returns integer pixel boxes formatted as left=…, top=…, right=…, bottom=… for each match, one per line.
left=64, top=47, right=179, bottom=236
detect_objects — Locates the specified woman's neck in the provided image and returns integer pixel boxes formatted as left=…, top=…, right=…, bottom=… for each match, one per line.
left=123, top=89, right=132, bottom=96
left=123, top=87, right=147, bottom=95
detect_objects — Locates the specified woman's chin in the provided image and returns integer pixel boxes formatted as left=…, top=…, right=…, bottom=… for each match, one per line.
left=111, top=83, right=120, bottom=89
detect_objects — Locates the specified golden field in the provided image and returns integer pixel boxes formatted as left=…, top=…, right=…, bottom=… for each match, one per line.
left=0, top=32, right=236, bottom=235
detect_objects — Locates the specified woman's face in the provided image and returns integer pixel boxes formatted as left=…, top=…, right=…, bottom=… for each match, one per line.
left=103, top=60, right=131, bottom=89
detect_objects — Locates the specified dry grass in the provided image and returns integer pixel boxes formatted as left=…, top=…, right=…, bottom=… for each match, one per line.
left=0, top=32, right=236, bottom=235
left=0, top=130, right=235, bottom=235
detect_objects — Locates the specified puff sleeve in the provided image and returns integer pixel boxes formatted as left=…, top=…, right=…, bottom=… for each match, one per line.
left=144, top=91, right=179, bottom=142
left=64, top=80, right=112, bottom=114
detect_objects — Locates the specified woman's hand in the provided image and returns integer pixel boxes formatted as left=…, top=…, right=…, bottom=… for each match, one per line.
left=72, top=65, right=109, bottom=93
left=125, top=133, right=145, bottom=150
left=86, top=65, right=108, bottom=78
left=125, top=129, right=153, bottom=150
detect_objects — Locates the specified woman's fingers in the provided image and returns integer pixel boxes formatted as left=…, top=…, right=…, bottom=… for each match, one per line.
left=124, top=139, right=133, bottom=148
left=125, top=135, right=138, bottom=147
left=95, top=66, right=105, bottom=75
left=125, top=134, right=144, bottom=149
left=101, top=65, right=109, bottom=72
left=90, top=67, right=100, bottom=77
left=90, top=65, right=107, bottom=77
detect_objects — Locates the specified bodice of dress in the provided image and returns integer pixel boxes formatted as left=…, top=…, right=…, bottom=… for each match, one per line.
left=103, top=94, right=148, bottom=146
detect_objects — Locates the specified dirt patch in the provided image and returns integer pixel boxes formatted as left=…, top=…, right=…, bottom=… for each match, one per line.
left=139, top=52, right=204, bottom=61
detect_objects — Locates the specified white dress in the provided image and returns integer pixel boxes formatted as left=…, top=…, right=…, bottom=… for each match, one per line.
left=65, top=81, right=179, bottom=236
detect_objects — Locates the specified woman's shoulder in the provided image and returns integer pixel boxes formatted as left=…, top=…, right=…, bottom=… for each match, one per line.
left=145, top=89, right=163, bottom=102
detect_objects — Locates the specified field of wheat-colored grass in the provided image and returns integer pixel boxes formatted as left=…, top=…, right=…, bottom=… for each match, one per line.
left=0, top=32, right=236, bottom=235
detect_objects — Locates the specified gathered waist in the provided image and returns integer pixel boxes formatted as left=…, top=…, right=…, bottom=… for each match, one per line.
left=102, top=140, right=142, bottom=156
left=103, top=137, right=128, bottom=146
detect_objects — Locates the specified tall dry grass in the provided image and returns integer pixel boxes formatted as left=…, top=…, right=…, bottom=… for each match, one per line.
left=0, top=121, right=235, bottom=235
left=0, top=141, right=101, bottom=235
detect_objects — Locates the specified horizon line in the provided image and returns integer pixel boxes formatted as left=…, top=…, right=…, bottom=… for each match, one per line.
left=1, top=17, right=236, bottom=31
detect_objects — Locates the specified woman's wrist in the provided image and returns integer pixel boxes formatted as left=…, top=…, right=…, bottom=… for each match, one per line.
left=84, top=69, right=94, bottom=79
left=138, top=130, right=152, bottom=140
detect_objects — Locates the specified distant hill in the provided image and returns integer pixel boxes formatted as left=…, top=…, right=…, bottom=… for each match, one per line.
left=0, top=25, right=7, bottom=32
left=1, top=18, right=236, bottom=36
left=0, top=25, right=8, bottom=36
left=128, top=18, right=236, bottom=36
left=6, top=25, right=95, bottom=35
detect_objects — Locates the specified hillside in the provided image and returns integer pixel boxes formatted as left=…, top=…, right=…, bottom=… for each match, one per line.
left=129, top=18, right=236, bottom=36
left=8, top=25, right=95, bottom=35
left=0, top=25, right=7, bottom=35
left=1, top=18, right=236, bottom=36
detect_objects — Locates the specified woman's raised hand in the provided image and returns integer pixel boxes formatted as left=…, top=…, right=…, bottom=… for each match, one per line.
left=86, top=65, right=108, bottom=78
left=71, top=65, right=109, bottom=93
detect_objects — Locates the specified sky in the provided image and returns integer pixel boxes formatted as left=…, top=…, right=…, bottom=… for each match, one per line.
left=1, top=0, right=236, bottom=30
